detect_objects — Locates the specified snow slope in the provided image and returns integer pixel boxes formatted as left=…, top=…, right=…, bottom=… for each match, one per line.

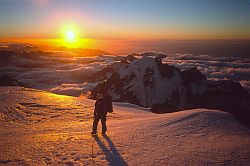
left=0, top=87, right=250, bottom=165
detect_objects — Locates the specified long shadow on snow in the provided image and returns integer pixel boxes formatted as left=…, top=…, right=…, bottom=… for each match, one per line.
left=92, top=134, right=127, bottom=166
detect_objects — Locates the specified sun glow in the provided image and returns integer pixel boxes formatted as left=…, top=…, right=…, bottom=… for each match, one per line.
left=66, top=30, right=76, bottom=42
left=60, top=24, right=82, bottom=48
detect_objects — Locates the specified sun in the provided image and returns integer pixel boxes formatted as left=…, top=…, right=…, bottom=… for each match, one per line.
left=58, top=23, right=90, bottom=48
left=66, top=30, right=76, bottom=42
left=59, top=24, right=82, bottom=47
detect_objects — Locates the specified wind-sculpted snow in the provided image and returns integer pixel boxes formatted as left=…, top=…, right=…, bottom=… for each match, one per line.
left=0, top=87, right=125, bottom=124
left=0, top=87, right=250, bottom=165
left=0, top=87, right=91, bottom=124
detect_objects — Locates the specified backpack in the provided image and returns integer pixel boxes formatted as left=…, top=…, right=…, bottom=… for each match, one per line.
left=104, top=95, right=113, bottom=113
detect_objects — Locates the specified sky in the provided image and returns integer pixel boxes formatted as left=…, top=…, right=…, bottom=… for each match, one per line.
left=0, top=0, right=249, bottom=40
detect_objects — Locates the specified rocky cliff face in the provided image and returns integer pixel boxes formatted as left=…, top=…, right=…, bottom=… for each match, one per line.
left=91, top=53, right=250, bottom=126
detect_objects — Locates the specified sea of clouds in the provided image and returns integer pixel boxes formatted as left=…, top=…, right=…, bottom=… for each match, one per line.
left=0, top=43, right=249, bottom=96
left=162, top=53, right=250, bottom=93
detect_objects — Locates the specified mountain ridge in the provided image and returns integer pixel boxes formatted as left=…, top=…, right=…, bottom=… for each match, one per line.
left=91, top=52, right=250, bottom=126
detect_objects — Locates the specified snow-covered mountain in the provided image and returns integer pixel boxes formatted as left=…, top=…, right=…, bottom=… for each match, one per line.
left=91, top=53, right=250, bottom=126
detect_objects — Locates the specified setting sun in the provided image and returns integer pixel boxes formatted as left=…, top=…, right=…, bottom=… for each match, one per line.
left=59, top=24, right=83, bottom=48
left=63, top=25, right=78, bottom=43
left=66, top=30, right=76, bottom=42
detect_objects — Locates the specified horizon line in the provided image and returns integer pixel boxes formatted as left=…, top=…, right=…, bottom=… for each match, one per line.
left=1, top=37, right=250, bottom=42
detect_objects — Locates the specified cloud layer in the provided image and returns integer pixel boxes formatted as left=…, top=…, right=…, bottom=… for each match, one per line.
left=1, top=43, right=249, bottom=95
left=162, top=54, right=250, bottom=93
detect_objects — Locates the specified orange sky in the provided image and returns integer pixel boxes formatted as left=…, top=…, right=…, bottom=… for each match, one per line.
left=0, top=0, right=249, bottom=41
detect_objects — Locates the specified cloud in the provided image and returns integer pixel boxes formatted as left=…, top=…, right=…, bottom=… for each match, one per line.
left=162, top=53, right=250, bottom=92
left=0, top=48, right=118, bottom=90
left=69, top=65, right=102, bottom=81
left=50, top=82, right=98, bottom=96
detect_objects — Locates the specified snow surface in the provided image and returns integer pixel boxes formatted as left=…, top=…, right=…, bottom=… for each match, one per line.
left=0, top=86, right=250, bottom=165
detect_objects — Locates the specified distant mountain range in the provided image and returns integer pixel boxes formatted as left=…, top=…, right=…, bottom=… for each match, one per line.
left=91, top=52, right=250, bottom=126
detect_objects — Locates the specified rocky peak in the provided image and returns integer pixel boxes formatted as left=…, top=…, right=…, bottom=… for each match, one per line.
left=180, top=67, right=206, bottom=85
